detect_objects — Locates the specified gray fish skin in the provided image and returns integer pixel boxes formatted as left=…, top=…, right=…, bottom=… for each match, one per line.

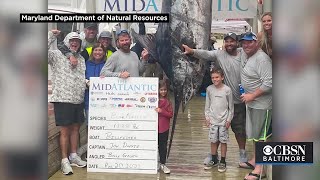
left=132, top=0, right=212, bottom=158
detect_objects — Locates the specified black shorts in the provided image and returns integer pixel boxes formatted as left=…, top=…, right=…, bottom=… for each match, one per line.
left=53, top=102, right=84, bottom=126
left=231, top=103, right=246, bottom=137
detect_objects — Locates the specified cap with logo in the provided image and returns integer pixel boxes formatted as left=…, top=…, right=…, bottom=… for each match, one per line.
left=223, top=32, right=237, bottom=41
left=240, top=32, right=257, bottom=41
left=99, top=31, right=113, bottom=39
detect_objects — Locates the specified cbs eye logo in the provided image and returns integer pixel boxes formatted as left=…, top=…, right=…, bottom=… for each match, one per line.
left=263, top=145, right=273, bottom=155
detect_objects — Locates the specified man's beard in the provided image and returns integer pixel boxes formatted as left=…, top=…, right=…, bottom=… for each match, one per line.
left=226, top=46, right=236, bottom=54
left=121, top=44, right=130, bottom=51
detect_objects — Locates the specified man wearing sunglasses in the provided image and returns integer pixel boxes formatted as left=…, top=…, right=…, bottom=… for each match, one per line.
left=182, top=32, right=248, bottom=169
left=100, top=29, right=149, bottom=78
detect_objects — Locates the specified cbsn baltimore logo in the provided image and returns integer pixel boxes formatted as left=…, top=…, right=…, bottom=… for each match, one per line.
left=256, top=142, right=313, bottom=165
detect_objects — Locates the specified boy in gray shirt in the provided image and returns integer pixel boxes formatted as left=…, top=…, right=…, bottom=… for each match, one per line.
left=183, top=32, right=248, bottom=165
left=204, top=68, right=234, bottom=173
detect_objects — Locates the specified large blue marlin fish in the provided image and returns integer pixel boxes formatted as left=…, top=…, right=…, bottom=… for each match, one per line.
left=132, top=0, right=212, bottom=158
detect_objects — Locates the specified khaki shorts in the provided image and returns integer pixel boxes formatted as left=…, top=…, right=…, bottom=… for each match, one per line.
left=208, top=125, right=229, bottom=143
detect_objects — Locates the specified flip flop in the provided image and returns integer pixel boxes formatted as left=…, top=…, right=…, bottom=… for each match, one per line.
left=244, top=172, right=266, bottom=180
left=239, top=162, right=255, bottom=170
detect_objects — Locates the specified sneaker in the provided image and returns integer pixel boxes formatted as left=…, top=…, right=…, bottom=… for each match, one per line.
left=69, top=155, right=87, bottom=168
left=239, top=149, right=248, bottom=163
left=204, top=160, right=218, bottom=170
left=160, top=164, right=170, bottom=174
left=203, top=153, right=212, bottom=165
left=218, top=162, right=226, bottom=172
left=61, top=160, right=73, bottom=175
left=203, top=152, right=219, bottom=165
left=77, top=144, right=87, bottom=157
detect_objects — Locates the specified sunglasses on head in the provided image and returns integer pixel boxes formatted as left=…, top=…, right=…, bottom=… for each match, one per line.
left=243, top=32, right=257, bottom=37
left=117, top=29, right=129, bottom=36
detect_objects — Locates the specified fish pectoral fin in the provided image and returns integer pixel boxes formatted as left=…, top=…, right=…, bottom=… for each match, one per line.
left=131, top=30, right=158, bottom=60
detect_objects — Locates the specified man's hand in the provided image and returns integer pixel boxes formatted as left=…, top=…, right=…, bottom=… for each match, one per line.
left=141, top=48, right=149, bottom=61
left=51, top=30, right=61, bottom=36
left=205, top=118, right=211, bottom=127
left=69, top=56, right=78, bottom=68
left=226, top=121, right=231, bottom=129
left=119, top=71, right=130, bottom=78
left=182, top=44, right=194, bottom=55
left=240, top=93, right=255, bottom=103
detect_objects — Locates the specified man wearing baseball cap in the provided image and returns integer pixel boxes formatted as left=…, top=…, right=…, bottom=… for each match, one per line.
left=100, top=29, right=149, bottom=78
left=80, top=31, right=117, bottom=61
left=182, top=32, right=248, bottom=170
left=239, top=31, right=272, bottom=180
left=82, top=23, right=98, bottom=49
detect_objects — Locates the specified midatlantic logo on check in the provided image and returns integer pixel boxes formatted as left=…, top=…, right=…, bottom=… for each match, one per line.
left=256, top=142, right=313, bottom=165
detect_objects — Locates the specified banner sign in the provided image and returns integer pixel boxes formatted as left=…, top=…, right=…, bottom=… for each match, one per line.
left=96, top=0, right=162, bottom=14
left=212, top=0, right=258, bottom=20
left=87, top=77, right=159, bottom=174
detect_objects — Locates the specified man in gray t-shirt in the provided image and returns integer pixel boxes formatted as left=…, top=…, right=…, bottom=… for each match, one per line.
left=100, top=30, right=148, bottom=78
left=239, top=32, right=272, bottom=180
left=182, top=32, right=248, bottom=164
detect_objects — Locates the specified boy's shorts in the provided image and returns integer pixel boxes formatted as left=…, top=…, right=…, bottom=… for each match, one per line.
left=208, top=125, right=229, bottom=143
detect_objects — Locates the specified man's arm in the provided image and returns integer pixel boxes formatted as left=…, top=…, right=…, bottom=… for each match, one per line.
left=100, top=54, right=120, bottom=77
left=48, top=30, right=60, bottom=65
left=80, top=50, right=89, bottom=61
left=182, top=44, right=219, bottom=62
left=241, top=58, right=272, bottom=103
left=57, top=42, right=73, bottom=58
left=193, top=49, right=219, bottom=62
left=257, top=58, right=272, bottom=93
left=138, top=58, right=148, bottom=75
left=138, top=48, right=149, bottom=74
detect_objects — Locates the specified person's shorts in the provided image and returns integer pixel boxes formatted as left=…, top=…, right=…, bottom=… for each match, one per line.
left=231, top=103, right=246, bottom=137
left=246, top=107, right=272, bottom=141
left=53, top=102, right=84, bottom=126
left=208, top=125, right=229, bottom=143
